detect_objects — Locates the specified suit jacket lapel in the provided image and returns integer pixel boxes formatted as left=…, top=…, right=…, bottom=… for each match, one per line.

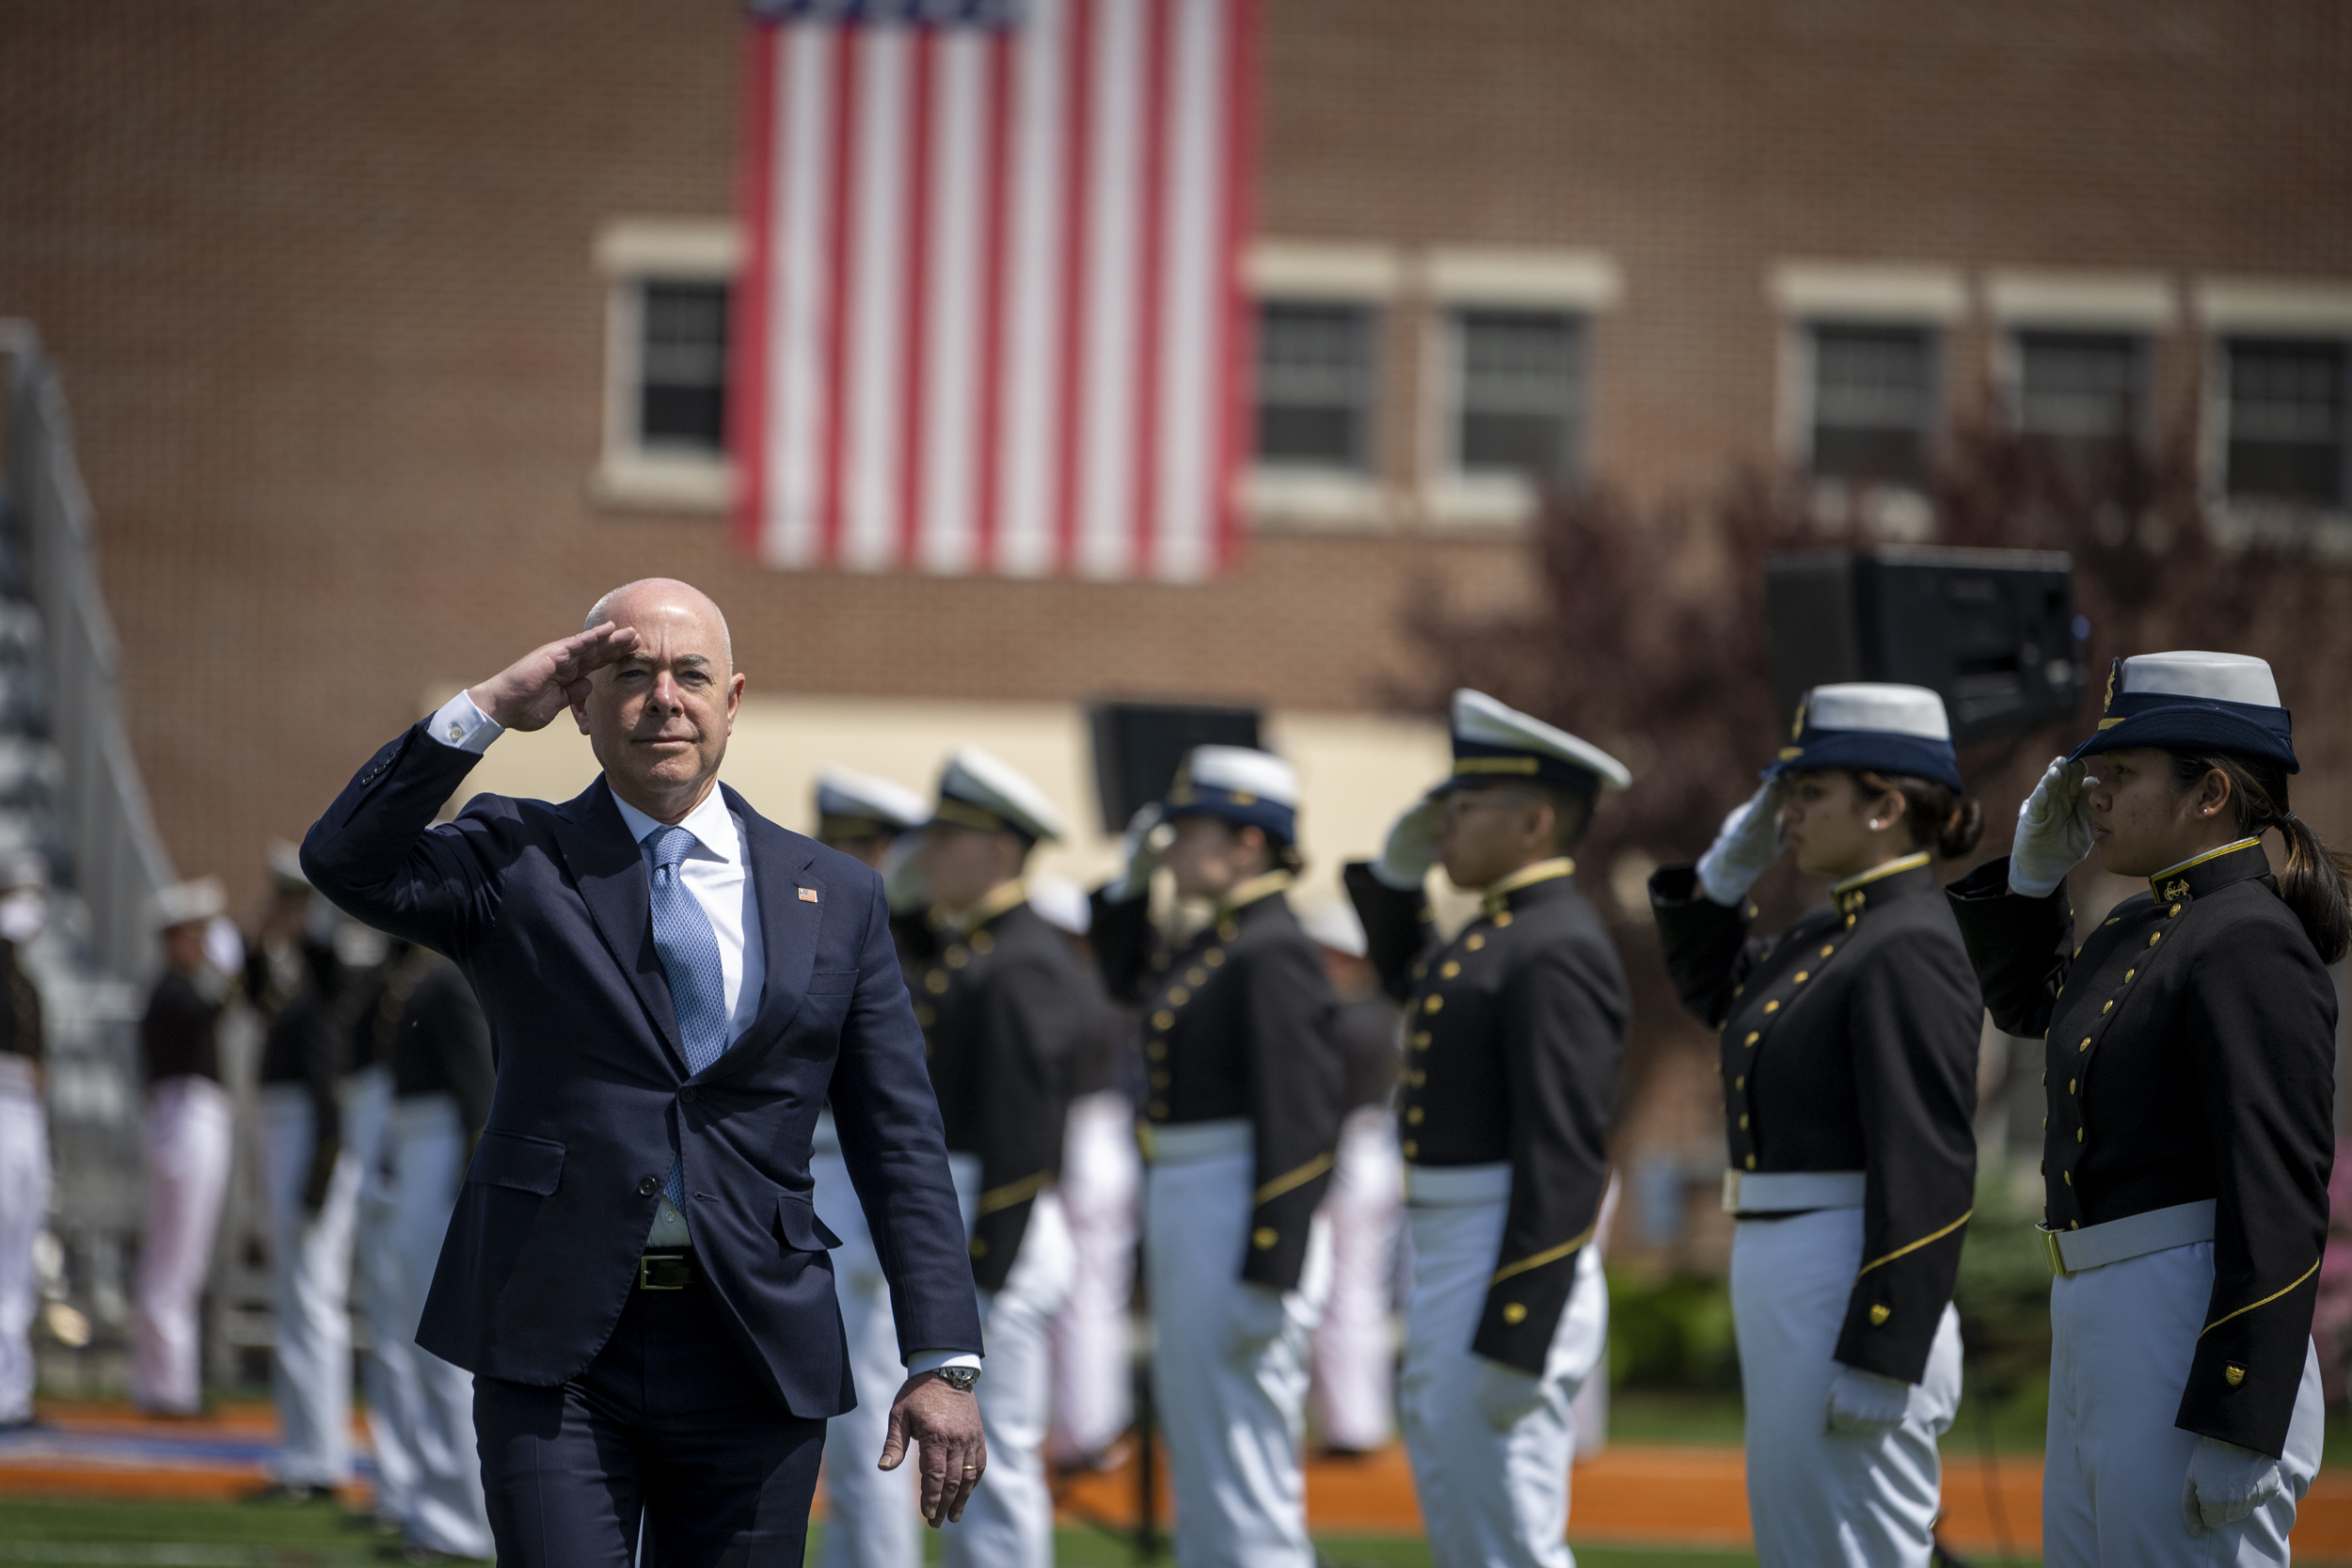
left=549, top=778, right=687, bottom=1070
left=719, top=786, right=821, bottom=1073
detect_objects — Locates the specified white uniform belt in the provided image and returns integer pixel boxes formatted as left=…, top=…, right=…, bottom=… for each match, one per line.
left=1404, top=1163, right=1512, bottom=1206
left=1723, top=1169, right=1867, bottom=1214
left=2040, top=1198, right=2215, bottom=1276
left=1139, top=1117, right=1252, bottom=1164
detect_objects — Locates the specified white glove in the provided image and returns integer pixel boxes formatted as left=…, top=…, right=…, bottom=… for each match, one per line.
left=1695, top=779, right=1788, bottom=907
left=1371, top=796, right=1443, bottom=891
left=2183, top=1436, right=2283, bottom=1537
left=2009, top=756, right=2099, bottom=898
left=882, top=835, right=928, bottom=915
left=1474, top=1355, right=1548, bottom=1431
left=1110, top=803, right=1166, bottom=902
left=1823, top=1365, right=1912, bottom=1436
left=1222, top=1283, right=1288, bottom=1368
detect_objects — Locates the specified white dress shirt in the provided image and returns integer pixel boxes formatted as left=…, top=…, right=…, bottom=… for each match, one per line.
left=425, top=692, right=977, bottom=1376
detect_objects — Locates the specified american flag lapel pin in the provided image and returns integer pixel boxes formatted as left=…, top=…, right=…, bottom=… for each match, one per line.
left=799, top=886, right=820, bottom=903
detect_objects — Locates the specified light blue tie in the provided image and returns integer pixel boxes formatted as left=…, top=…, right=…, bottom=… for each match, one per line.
left=646, top=824, right=730, bottom=1210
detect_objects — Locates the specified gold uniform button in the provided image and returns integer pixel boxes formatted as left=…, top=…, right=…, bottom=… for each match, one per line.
left=1146, top=1041, right=1167, bottom=1061
left=2076, top=1129, right=2085, bottom=1143
left=1735, top=1075, right=1745, bottom=1090
left=2102, top=1001, right=2113, bottom=1013
left=1493, top=911, right=1514, bottom=928
left=970, top=931, right=993, bottom=955
left=2169, top=904, right=2183, bottom=917
left=1739, top=1114, right=1749, bottom=1129
left=1793, top=971, right=1809, bottom=984
left=1168, top=986, right=1190, bottom=1006
left=1402, top=1140, right=1419, bottom=1158
left=1152, top=1010, right=1176, bottom=1031
left=1150, top=1070, right=1169, bottom=1088
left=1744, top=1154, right=1756, bottom=1170
left=1424, top=995, right=1444, bottom=1014
left=1819, top=944, right=1835, bottom=958
left=1412, top=1032, right=1432, bottom=1050
left=1216, top=920, right=1240, bottom=942
left=946, top=946, right=969, bottom=968
left=1502, top=1303, right=1528, bottom=1325
left=1251, top=1227, right=1279, bottom=1250
left=2124, top=968, right=2136, bottom=982
left=1412, top=964, right=1428, bottom=981
left=1466, top=934, right=1486, bottom=951
left=1406, top=1106, right=1424, bottom=1125
left=970, top=1237, right=988, bottom=1258
left=1187, top=967, right=1207, bottom=986
left=2064, top=1170, right=2072, bottom=1185
left=2224, top=1364, right=2246, bottom=1387
left=2079, top=1037, right=2091, bottom=1053
left=2069, top=1078, right=2077, bottom=1094
left=1408, top=1070, right=1425, bottom=1086
left=1204, top=949, right=1226, bottom=968
left=2148, top=932, right=2163, bottom=945
left=1149, top=1101, right=1168, bottom=1118
left=925, top=971, right=950, bottom=994
left=1744, top=1032, right=1760, bottom=1047
left=1763, top=1000, right=1780, bottom=1014
left=914, top=1005, right=935, bottom=1027
left=1868, top=1305, right=1892, bottom=1327
left=1440, top=961, right=1461, bottom=979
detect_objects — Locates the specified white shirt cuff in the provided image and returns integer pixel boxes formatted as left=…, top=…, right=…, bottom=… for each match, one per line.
left=427, top=690, right=503, bottom=755
left=906, top=1349, right=982, bottom=1375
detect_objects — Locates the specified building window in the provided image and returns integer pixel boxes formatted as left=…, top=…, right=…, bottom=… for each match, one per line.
left=2222, top=338, right=2347, bottom=508
left=1255, top=301, right=1376, bottom=471
left=1453, top=309, right=1585, bottom=483
left=637, top=282, right=730, bottom=455
left=2010, top=330, right=2146, bottom=486
left=1808, top=324, right=1937, bottom=487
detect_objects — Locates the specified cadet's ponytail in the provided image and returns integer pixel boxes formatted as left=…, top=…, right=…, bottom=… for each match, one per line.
left=1856, top=771, right=1984, bottom=861
left=2169, top=752, right=2352, bottom=964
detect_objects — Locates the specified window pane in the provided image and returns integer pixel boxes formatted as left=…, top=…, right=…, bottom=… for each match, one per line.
left=2016, top=331, right=2141, bottom=440
left=640, top=282, right=730, bottom=452
left=1255, top=302, right=1374, bottom=468
left=1810, top=325, right=1933, bottom=485
left=1456, top=309, right=1582, bottom=479
left=2226, top=339, right=2345, bottom=506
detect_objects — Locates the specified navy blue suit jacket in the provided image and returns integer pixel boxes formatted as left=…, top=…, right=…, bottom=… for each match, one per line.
left=300, top=722, right=981, bottom=1417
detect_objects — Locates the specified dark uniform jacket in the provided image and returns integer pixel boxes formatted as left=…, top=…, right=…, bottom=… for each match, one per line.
left=1332, top=994, right=1401, bottom=1114
left=396, top=951, right=496, bottom=1140
left=140, top=969, right=225, bottom=1085
left=1092, top=874, right=1343, bottom=1292
left=1348, top=858, right=1627, bottom=1375
left=0, top=940, right=41, bottom=1062
left=904, top=890, right=1094, bottom=1291
left=1653, top=853, right=1980, bottom=1385
left=1947, top=843, right=2335, bottom=1458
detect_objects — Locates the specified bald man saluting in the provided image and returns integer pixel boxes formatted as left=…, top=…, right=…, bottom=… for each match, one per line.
left=301, top=579, right=985, bottom=1567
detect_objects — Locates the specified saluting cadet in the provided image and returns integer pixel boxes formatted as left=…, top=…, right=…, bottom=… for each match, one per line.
left=805, top=765, right=933, bottom=1568
left=1651, top=683, right=1982, bottom=1568
left=1947, top=652, right=2342, bottom=1566
left=909, top=751, right=1090, bottom=1568
left=131, top=878, right=236, bottom=1418
left=1091, top=746, right=1343, bottom=1568
left=1298, top=897, right=1402, bottom=1458
left=0, top=858, right=46, bottom=1432
left=1344, top=690, right=1629, bottom=1568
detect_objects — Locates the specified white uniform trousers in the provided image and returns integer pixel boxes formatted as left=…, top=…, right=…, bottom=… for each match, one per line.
left=0, top=1056, right=49, bottom=1424
left=1730, top=1208, right=1962, bottom=1568
left=131, top=1074, right=232, bottom=1415
left=258, top=1080, right=364, bottom=1486
left=1145, top=1143, right=1332, bottom=1568
left=345, top=1067, right=420, bottom=1525
left=943, top=1189, right=1076, bottom=1568
left=1050, top=1090, right=1139, bottom=1465
left=812, top=1135, right=922, bottom=1568
left=1397, top=1191, right=1608, bottom=1568
left=384, top=1095, right=493, bottom=1559
left=2042, top=1239, right=2324, bottom=1568
left=1311, top=1107, right=1401, bottom=1453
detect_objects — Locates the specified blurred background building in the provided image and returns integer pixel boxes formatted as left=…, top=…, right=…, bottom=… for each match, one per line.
left=3, top=0, right=2349, bottom=1401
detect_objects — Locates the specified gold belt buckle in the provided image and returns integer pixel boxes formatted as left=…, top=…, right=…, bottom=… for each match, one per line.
left=639, top=1252, right=691, bottom=1291
left=2037, top=1226, right=2072, bottom=1278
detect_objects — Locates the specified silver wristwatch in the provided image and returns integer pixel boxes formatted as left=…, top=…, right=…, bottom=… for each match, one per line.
left=935, top=1366, right=980, bottom=1392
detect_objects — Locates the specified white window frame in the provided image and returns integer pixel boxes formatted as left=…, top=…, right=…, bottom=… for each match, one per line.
left=1769, top=261, right=1964, bottom=536
left=1984, top=270, right=2173, bottom=447
left=2194, top=278, right=2352, bottom=527
left=592, top=219, right=743, bottom=515
left=1420, top=247, right=1620, bottom=529
left=1242, top=241, right=1404, bottom=531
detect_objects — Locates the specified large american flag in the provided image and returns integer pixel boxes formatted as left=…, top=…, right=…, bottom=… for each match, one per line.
left=733, top=0, right=1259, bottom=580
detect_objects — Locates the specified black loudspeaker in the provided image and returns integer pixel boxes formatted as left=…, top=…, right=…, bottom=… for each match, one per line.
left=1764, top=546, right=2089, bottom=745
left=1088, top=702, right=1262, bottom=834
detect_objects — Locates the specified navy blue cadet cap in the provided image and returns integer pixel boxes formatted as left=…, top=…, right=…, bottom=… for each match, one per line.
left=2068, top=651, right=2296, bottom=773
left=1770, top=682, right=1963, bottom=792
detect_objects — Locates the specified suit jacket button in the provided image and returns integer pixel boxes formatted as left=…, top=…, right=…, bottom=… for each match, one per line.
left=638, top=1176, right=660, bottom=1196
left=680, top=1086, right=697, bottom=1104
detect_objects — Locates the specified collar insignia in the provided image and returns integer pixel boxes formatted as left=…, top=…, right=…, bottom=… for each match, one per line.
left=2162, top=879, right=2190, bottom=901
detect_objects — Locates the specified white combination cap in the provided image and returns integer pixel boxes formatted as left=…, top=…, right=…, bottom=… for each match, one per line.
left=1801, top=683, right=1953, bottom=740
left=2118, top=650, right=2281, bottom=707
left=151, top=877, right=227, bottom=931
left=934, top=749, right=1066, bottom=844
left=815, top=768, right=930, bottom=834
left=1295, top=896, right=1367, bottom=958
left=1025, top=873, right=1093, bottom=937
left=1447, top=689, right=1631, bottom=794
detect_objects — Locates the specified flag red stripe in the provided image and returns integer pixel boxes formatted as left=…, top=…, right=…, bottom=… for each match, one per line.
left=730, top=27, right=779, bottom=557
left=1129, top=0, right=1171, bottom=578
left=973, top=30, right=1014, bottom=576
left=1049, top=0, right=1095, bottom=577
left=816, top=26, right=863, bottom=568
left=896, top=29, right=937, bottom=568
left=1213, top=0, right=1259, bottom=574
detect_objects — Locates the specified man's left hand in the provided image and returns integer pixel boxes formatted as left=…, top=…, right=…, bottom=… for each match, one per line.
left=878, top=1371, right=985, bottom=1528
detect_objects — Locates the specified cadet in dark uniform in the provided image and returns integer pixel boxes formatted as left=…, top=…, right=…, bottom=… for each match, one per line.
left=1346, top=690, right=1629, bottom=1568
left=907, top=749, right=1089, bottom=1568
left=131, top=879, right=235, bottom=1417
left=1091, top=746, right=1343, bottom=1568
left=804, top=766, right=934, bottom=1568
left=1946, top=652, right=2342, bottom=1566
left=0, top=859, right=46, bottom=1430
left=1651, top=683, right=1982, bottom=1568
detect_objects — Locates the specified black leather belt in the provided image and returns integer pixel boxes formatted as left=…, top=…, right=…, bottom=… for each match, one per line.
left=638, top=1251, right=699, bottom=1291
